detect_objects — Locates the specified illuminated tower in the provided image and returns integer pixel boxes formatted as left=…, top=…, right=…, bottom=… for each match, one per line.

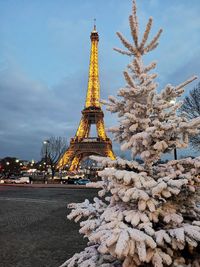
left=57, top=24, right=115, bottom=171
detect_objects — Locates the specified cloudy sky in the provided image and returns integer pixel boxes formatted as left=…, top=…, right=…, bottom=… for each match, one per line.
left=0, top=0, right=200, bottom=161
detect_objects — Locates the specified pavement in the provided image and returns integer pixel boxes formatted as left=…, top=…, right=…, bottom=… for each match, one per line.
left=0, top=183, right=92, bottom=189
left=0, top=185, right=98, bottom=267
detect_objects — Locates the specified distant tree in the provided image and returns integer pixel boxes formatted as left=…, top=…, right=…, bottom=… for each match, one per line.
left=180, top=82, right=200, bottom=150
left=41, top=136, right=67, bottom=178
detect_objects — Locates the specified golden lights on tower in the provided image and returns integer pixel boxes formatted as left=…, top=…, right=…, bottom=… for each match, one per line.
left=57, top=24, right=115, bottom=171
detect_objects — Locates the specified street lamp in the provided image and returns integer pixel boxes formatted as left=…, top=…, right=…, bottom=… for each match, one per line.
left=170, top=99, right=176, bottom=105
left=6, top=162, right=10, bottom=176
left=43, top=140, right=49, bottom=172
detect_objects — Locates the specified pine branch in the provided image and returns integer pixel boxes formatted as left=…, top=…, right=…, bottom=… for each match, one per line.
left=123, top=71, right=136, bottom=88
left=116, top=32, right=137, bottom=55
left=139, top=17, right=153, bottom=52
left=145, top=42, right=159, bottom=53
left=129, top=15, right=138, bottom=48
left=176, top=76, right=197, bottom=91
left=132, top=0, right=139, bottom=38
left=144, top=29, right=163, bottom=53
left=113, top=47, right=133, bottom=56
left=144, top=62, right=157, bottom=73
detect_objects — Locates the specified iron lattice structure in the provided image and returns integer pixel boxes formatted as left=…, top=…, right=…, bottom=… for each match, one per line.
left=57, top=26, right=115, bottom=171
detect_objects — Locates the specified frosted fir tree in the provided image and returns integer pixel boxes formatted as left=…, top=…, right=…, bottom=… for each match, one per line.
left=60, top=1, right=200, bottom=267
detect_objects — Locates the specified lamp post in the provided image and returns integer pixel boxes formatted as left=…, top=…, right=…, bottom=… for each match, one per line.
left=43, top=140, right=49, bottom=172
left=15, top=159, right=20, bottom=174
left=174, top=147, right=177, bottom=160
left=169, top=99, right=178, bottom=160
left=31, top=159, right=35, bottom=167
left=6, top=161, right=10, bottom=177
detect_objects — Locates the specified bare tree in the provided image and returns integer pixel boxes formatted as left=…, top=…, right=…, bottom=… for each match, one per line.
left=41, top=136, right=67, bottom=178
left=180, top=82, right=200, bottom=150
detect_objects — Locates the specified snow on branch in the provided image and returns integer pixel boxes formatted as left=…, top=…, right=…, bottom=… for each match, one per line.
left=60, top=245, right=118, bottom=267
left=114, top=2, right=162, bottom=59
left=161, top=76, right=198, bottom=102
left=139, top=17, right=153, bottom=51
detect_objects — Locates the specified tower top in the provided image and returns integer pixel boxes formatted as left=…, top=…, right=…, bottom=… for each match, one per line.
left=85, top=21, right=100, bottom=108
left=90, top=19, right=99, bottom=41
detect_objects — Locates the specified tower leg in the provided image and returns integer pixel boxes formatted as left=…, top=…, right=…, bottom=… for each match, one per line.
left=76, top=117, right=90, bottom=140
left=57, top=147, right=75, bottom=169
left=106, top=148, right=116, bottom=160
left=70, top=154, right=82, bottom=171
left=96, top=118, right=107, bottom=140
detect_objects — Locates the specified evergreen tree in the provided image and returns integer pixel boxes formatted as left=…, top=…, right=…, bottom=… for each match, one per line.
left=61, top=1, right=200, bottom=266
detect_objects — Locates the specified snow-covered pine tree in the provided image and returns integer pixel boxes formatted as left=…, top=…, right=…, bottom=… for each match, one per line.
left=61, top=1, right=200, bottom=266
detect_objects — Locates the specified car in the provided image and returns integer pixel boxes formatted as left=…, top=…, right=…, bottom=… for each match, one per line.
left=67, top=178, right=80, bottom=184
left=60, top=179, right=68, bottom=184
left=4, top=177, right=19, bottom=184
left=59, top=176, right=68, bottom=184
left=14, top=176, right=30, bottom=184
left=75, top=179, right=90, bottom=185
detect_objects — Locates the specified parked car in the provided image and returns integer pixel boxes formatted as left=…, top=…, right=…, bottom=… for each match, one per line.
left=75, top=179, right=90, bottom=185
left=0, top=177, right=5, bottom=183
left=59, top=176, right=68, bottom=184
left=4, top=176, right=19, bottom=184
left=61, top=179, right=68, bottom=184
left=67, top=178, right=80, bottom=184
left=14, top=176, right=30, bottom=184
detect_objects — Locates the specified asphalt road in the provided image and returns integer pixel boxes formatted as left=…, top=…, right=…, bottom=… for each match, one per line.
left=0, top=186, right=98, bottom=267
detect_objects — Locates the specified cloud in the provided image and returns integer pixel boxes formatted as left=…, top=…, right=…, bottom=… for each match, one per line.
left=0, top=63, right=88, bottom=160
left=0, top=59, right=123, bottom=161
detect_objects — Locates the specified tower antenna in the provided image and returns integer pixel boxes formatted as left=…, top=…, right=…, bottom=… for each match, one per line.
left=94, top=18, right=96, bottom=31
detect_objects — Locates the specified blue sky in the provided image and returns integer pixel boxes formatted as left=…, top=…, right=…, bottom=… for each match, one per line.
left=0, top=0, right=200, bottom=161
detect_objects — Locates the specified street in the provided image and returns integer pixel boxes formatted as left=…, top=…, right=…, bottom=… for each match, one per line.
left=0, top=185, right=98, bottom=267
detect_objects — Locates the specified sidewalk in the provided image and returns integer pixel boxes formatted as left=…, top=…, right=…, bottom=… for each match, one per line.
left=0, top=183, right=94, bottom=189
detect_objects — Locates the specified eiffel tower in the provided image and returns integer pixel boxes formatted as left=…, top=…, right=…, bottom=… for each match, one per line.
left=57, top=24, right=115, bottom=171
